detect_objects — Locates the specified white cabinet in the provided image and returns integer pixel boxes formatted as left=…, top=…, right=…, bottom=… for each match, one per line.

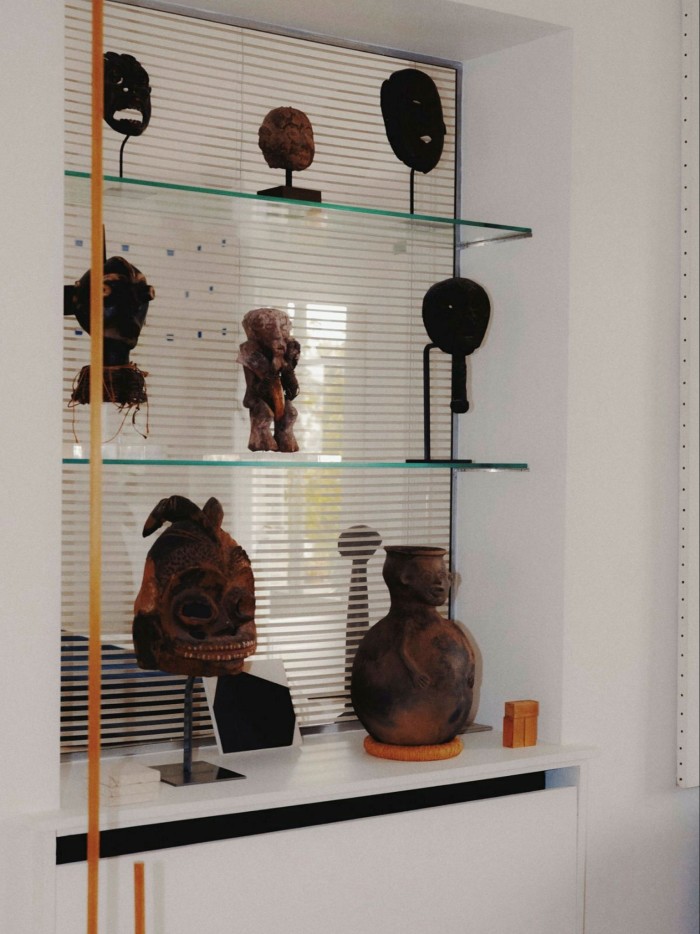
left=55, top=785, right=579, bottom=934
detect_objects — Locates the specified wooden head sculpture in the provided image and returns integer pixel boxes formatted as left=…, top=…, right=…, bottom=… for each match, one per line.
left=64, top=255, right=154, bottom=368
left=258, top=106, right=315, bottom=174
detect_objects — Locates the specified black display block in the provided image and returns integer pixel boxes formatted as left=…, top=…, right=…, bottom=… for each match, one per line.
left=257, top=185, right=322, bottom=202
left=155, top=761, right=246, bottom=787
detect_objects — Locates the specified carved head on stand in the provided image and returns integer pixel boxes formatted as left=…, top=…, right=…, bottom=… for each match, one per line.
left=65, top=255, right=154, bottom=367
left=258, top=106, right=315, bottom=172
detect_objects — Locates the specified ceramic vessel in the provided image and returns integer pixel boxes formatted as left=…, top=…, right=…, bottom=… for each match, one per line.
left=350, top=545, right=475, bottom=748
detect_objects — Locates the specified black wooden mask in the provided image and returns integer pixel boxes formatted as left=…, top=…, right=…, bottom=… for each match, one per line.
left=64, top=256, right=154, bottom=367
left=422, top=277, right=491, bottom=413
left=381, top=68, right=446, bottom=174
left=104, top=51, right=152, bottom=137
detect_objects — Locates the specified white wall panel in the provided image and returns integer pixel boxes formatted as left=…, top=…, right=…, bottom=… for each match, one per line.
left=55, top=787, right=578, bottom=934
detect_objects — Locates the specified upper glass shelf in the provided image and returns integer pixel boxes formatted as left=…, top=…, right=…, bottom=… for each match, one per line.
left=62, top=455, right=528, bottom=471
left=64, top=172, right=532, bottom=248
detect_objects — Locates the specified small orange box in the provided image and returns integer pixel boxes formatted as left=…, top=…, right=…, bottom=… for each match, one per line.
left=504, top=700, right=539, bottom=718
left=503, top=699, right=539, bottom=748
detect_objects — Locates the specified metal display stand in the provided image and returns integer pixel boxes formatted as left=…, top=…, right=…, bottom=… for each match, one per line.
left=155, top=676, right=246, bottom=786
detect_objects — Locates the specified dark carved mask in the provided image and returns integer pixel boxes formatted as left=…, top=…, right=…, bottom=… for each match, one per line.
left=422, top=277, right=490, bottom=358
left=104, top=51, right=152, bottom=137
left=133, top=496, right=256, bottom=677
left=422, top=277, right=491, bottom=414
left=64, top=256, right=155, bottom=367
left=381, top=68, right=446, bottom=174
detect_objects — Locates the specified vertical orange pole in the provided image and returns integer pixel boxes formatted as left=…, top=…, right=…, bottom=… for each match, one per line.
left=87, top=1, right=104, bottom=933
left=134, top=862, right=146, bottom=934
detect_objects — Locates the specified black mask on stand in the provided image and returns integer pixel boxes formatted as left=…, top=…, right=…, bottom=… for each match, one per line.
left=422, top=277, right=490, bottom=413
left=104, top=51, right=152, bottom=137
left=381, top=68, right=446, bottom=174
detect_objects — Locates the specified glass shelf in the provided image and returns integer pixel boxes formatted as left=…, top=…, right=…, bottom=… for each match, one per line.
left=65, top=172, right=532, bottom=248
left=62, top=456, right=528, bottom=471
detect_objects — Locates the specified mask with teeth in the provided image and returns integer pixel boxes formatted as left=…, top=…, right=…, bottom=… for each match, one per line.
left=104, top=51, right=152, bottom=137
left=380, top=68, right=446, bottom=174
left=133, top=496, right=256, bottom=677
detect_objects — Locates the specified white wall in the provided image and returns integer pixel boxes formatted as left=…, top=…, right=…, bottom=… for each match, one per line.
left=0, top=1, right=697, bottom=933
left=453, top=30, right=573, bottom=745
left=0, top=3, right=64, bottom=926
left=558, top=2, right=699, bottom=930
left=453, top=6, right=700, bottom=930
left=0, top=1, right=63, bottom=818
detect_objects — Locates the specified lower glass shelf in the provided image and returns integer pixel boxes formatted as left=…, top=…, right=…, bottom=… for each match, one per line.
left=62, top=456, right=529, bottom=471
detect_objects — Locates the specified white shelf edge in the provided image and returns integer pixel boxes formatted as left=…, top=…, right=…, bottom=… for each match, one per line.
left=35, top=730, right=595, bottom=837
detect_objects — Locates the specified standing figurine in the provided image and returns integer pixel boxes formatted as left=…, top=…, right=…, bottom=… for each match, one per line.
left=237, top=307, right=301, bottom=453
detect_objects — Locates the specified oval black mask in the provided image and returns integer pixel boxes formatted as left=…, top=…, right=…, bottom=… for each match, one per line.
left=422, top=277, right=490, bottom=414
left=381, top=68, right=446, bottom=174
left=422, top=277, right=490, bottom=357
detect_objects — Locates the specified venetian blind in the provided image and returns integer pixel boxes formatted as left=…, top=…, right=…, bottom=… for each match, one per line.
left=62, top=0, right=457, bottom=751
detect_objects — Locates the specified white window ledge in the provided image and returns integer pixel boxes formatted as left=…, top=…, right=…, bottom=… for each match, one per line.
left=35, top=730, right=595, bottom=838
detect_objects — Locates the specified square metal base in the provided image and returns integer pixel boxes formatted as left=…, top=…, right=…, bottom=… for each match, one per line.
left=155, top=761, right=246, bottom=787
left=257, top=184, right=322, bottom=202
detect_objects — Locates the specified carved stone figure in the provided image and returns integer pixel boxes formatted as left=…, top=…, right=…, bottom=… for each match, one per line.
left=238, top=307, right=300, bottom=452
left=258, top=106, right=315, bottom=172
left=133, top=496, right=256, bottom=677
left=380, top=68, right=446, bottom=175
left=104, top=51, right=152, bottom=137
left=351, top=546, right=475, bottom=756
left=64, top=255, right=154, bottom=415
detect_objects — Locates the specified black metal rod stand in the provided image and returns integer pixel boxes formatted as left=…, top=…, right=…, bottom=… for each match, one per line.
left=410, top=168, right=415, bottom=214
left=423, top=342, right=436, bottom=461
left=119, top=135, right=130, bottom=178
left=183, top=675, right=195, bottom=783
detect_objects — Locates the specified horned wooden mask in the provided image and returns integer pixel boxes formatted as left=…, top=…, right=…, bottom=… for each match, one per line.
left=133, top=496, right=256, bottom=677
left=380, top=68, right=446, bottom=174
left=104, top=51, right=152, bottom=137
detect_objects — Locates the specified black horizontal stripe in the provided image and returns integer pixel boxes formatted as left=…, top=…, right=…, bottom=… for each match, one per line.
left=56, top=772, right=545, bottom=864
